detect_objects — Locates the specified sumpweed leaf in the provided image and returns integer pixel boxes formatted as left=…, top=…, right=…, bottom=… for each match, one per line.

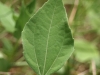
left=22, top=0, right=74, bottom=75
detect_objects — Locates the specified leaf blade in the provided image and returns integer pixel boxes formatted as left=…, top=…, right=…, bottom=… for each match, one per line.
left=22, top=0, right=74, bottom=75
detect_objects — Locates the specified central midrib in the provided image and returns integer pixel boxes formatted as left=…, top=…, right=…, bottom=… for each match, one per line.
left=42, top=1, right=57, bottom=75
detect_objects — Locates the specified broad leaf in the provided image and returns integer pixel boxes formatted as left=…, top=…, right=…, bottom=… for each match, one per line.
left=22, top=0, right=74, bottom=75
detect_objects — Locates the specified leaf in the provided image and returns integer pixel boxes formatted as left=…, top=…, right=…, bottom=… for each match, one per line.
left=0, top=58, right=11, bottom=71
left=22, top=0, right=74, bottom=75
left=27, top=0, right=36, bottom=14
left=14, top=0, right=36, bottom=38
left=1, top=38, right=14, bottom=59
left=0, top=2, right=15, bottom=33
left=75, top=39, right=99, bottom=62
left=14, top=1, right=30, bottom=38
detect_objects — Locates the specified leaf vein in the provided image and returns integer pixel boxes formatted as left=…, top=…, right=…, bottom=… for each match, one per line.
left=42, top=1, right=57, bottom=75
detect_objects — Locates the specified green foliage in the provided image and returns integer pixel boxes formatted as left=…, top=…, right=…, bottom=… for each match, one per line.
left=27, top=0, right=36, bottom=13
left=0, top=58, right=11, bottom=71
left=0, top=0, right=100, bottom=74
left=22, top=0, right=74, bottom=75
left=14, top=0, right=36, bottom=38
left=1, top=38, right=14, bottom=60
left=14, top=3, right=30, bottom=38
left=0, top=2, right=15, bottom=33
left=75, top=39, right=99, bottom=62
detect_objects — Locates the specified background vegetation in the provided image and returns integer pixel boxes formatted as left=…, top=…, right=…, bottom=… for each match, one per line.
left=0, top=0, right=100, bottom=75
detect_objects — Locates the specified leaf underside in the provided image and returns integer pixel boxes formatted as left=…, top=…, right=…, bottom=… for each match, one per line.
left=22, top=0, right=74, bottom=75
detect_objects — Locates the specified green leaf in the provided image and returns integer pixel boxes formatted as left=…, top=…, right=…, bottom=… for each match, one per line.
left=0, top=2, right=15, bottom=33
left=27, top=0, right=36, bottom=14
left=75, top=39, right=99, bottom=62
left=0, top=58, right=11, bottom=71
left=14, top=0, right=36, bottom=38
left=22, top=0, right=74, bottom=75
left=1, top=38, right=14, bottom=59
left=14, top=1, right=30, bottom=38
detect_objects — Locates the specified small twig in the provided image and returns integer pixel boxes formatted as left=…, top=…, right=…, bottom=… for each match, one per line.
left=92, top=60, right=97, bottom=75
left=69, top=0, right=79, bottom=25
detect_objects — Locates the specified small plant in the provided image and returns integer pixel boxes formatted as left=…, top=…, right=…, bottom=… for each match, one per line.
left=22, top=0, right=74, bottom=75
